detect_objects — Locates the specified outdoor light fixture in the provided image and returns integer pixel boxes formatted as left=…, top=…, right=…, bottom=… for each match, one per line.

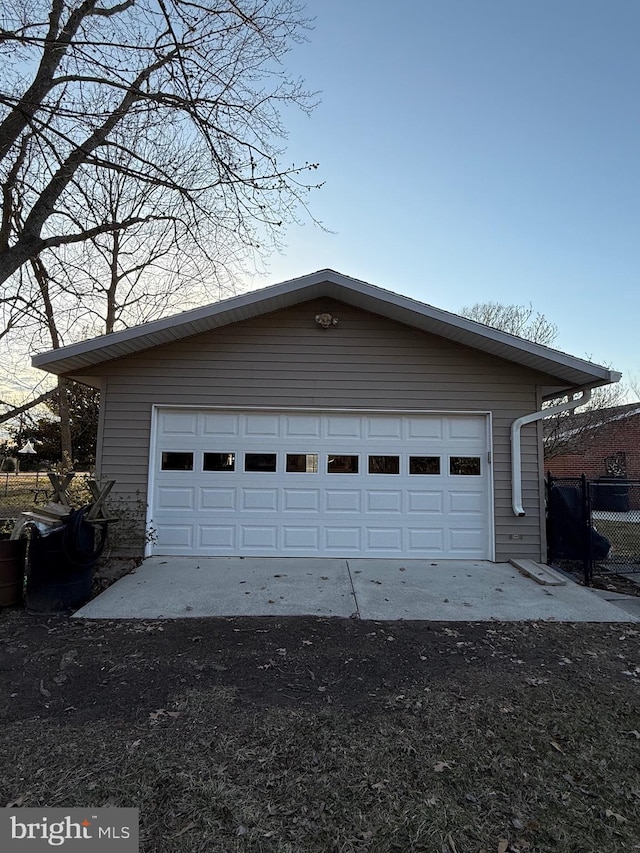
left=315, top=312, right=338, bottom=329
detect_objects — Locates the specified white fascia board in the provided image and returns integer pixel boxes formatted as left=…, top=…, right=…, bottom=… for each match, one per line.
left=31, top=268, right=621, bottom=387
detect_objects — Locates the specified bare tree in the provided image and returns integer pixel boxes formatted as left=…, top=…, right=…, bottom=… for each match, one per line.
left=459, top=300, right=625, bottom=458
left=0, top=0, right=320, bottom=285
left=543, top=384, right=628, bottom=459
left=0, top=0, right=321, bottom=441
left=460, top=302, right=559, bottom=346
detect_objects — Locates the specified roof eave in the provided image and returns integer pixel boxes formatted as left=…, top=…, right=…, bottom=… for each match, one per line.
left=31, top=269, right=621, bottom=389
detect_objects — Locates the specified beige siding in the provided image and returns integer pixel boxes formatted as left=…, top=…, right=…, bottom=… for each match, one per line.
left=84, top=298, right=555, bottom=560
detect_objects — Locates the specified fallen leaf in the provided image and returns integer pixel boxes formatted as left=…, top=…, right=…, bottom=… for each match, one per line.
left=38, top=680, right=51, bottom=698
left=433, top=761, right=453, bottom=773
left=604, top=808, right=627, bottom=823
left=6, top=795, right=25, bottom=807
left=550, top=740, right=564, bottom=754
left=497, top=840, right=509, bottom=853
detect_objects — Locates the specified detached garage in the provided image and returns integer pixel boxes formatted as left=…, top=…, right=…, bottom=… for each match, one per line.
left=32, top=269, right=619, bottom=563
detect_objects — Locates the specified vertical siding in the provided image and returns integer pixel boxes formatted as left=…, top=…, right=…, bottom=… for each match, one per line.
left=88, top=298, right=555, bottom=560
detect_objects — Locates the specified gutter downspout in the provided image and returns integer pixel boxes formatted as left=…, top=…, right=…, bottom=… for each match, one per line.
left=511, top=387, right=592, bottom=516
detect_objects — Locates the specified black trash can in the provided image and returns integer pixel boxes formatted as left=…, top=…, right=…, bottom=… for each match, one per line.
left=592, top=477, right=630, bottom=512
left=25, top=508, right=106, bottom=614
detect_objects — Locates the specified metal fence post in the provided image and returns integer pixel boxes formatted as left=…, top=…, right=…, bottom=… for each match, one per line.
left=546, top=473, right=554, bottom=564
left=581, top=474, right=593, bottom=584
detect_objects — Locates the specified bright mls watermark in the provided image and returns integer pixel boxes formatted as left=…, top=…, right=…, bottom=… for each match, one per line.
left=0, top=809, right=138, bottom=851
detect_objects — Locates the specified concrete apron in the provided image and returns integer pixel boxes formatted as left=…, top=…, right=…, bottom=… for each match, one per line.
left=73, top=557, right=639, bottom=622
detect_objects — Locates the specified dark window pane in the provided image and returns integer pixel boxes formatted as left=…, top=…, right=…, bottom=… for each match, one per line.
left=161, top=451, right=193, bottom=471
left=286, top=453, right=318, bottom=473
left=409, top=456, right=440, bottom=475
left=327, top=454, right=359, bottom=474
left=368, top=455, right=400, bottom=474
left=450, top=456, right=481, bottom=475
left=203, top=452, right=235, bottom=471
left=244, top=453, right=277, bottom=472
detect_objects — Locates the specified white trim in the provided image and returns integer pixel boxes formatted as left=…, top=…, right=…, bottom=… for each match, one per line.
left=147, top=404, right=495, bottom=560
left=486, top=411, right=496, bottom=561
left=31, top=269, right=620, bottom=391
left=145, top=406, right=160, bottom=558
left=149, top=403, right=494, bottom=416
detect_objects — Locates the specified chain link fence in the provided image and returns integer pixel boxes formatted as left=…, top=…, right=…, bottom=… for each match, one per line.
left=547, top=475, right=640, bottom=583
left=0, top=471, right=95, bottom=525
left=590, top=480, right=640, bottom=572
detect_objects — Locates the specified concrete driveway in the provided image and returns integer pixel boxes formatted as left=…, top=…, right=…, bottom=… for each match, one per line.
left=73, top=557, right=640, bottom=622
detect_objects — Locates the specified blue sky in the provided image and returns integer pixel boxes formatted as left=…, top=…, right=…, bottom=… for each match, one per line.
left=259, top=0, right=639, bottom=386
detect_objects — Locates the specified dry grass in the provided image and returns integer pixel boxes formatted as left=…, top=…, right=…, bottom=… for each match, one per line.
left=0, top=614, right=638, bottom=853
left=595, top=519, right=640, bottom=560
left=0, top=472, right=94, bottom=518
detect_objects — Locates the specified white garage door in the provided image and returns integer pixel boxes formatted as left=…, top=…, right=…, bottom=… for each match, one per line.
left=150, top=409, right=492, bottom=558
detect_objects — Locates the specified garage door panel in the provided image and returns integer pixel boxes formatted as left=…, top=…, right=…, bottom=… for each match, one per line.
left=407, top=491, right=443, bottom=514
left=203, top=413, right=239, bottom=436
left=200, top=487, right=236, bottom=510
left=448, top=528, right=486, bottom=553
left=367, top=527, right=403, bottom=551
left=447, top=417, right=485, bottom=441
left=284, top=415, right=321, bottom=437
left=240, top=526, right=278, bottom=549
left=241, top=488, right=278, bottom=511
left=324, top=527, right=361, bottom=550
left=159, top=411, right=198, bottom=436
left=157, top=524, right=193, bottom=549
left=408, top=527, right=445, bottom=552
left=151, top=410, right=491, bottom=558
left=244, top=413, right=280, bottom=437
left=325, top=490, right=361, bottom=512
left=366, top=490, right=403, bottom=513
left=365, top=416, right=402, bottom=439
left=448, top=491, right=485, bottom=514
left=326, top=416, right=362, bottom=439
left=157, top=487, right=195, bottom=510
left=199, top=525, right=235, bottom=548
left=283, top=489, right=321, bottom=512
left=282, top=526, right=320, bottom=550
left=406, top=417, right=443, bottom=440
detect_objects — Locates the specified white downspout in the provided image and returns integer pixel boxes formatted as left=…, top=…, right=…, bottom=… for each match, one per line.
left=511, top=387, right=592, bottom=516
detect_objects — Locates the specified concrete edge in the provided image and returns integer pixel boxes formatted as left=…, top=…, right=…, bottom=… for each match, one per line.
left=509, top=559, right=567, bottom=587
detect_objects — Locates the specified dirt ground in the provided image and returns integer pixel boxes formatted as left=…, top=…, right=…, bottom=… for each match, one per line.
left=0, top=609, right=639, bottom=852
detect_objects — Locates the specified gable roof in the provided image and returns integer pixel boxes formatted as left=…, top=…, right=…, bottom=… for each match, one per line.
left=32, top=268, right=620, bottom=396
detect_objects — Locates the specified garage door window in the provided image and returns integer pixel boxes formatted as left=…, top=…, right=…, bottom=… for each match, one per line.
left=450, top=456, right=481, bottom=475
left=369, top=455, right=400, bottom=474
left=203, top=452, right=235, bottom=471
left=327, top=455, right=359, bottom=473
left=161, top=451, right=194, bottom=471
left=409, top=456, right=440, bottom=475
left=286, top=453, right=319, bottom=473
left=245, top=453, right=277, bottom=472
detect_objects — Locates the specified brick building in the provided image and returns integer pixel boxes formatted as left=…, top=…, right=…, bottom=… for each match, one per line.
left=545, top=403, right=640, bottom=480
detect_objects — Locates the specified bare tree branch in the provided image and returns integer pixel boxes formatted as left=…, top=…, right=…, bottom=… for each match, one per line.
left=0, top=388, right=57, bottom=425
